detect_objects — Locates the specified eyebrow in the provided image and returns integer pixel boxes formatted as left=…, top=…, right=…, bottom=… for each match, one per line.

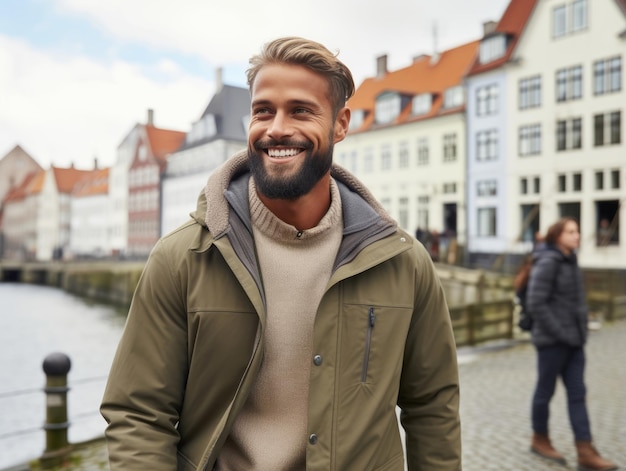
left=251, top=98, right=321, bottom=109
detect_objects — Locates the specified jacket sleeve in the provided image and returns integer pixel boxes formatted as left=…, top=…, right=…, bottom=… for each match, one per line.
left=398, top=243, right=462, bottom=470
left=100, top=239, right=189, bottom=470
left=526, top=256, right=570, bottom=344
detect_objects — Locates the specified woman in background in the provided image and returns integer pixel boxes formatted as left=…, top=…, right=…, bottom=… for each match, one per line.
left=526, top=217, right=616, bottom=471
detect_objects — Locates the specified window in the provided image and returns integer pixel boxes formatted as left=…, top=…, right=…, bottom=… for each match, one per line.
left=519, top=124, right=541, bottom=156
left=520, top=178, right=528, bottom=195
left=534, top=177, right=541, bottom=194
left=349, top=109, right=365, bottom=131
left=477, top=129, right=498, bottom=161
left=417, top=138, right=429, bottom=165
left=611, top=169, right=620, bottom=189
left=596, top=201, right=620, bottom=245
left=558, top=174, right=567, bottom=192
left=381, top=145, right=392, bottom=170
left=557, top=117, right=583, bottom=151
left=553, top=0, right=588, bottom=37
left=477, top=208, right=497, bottom=237
left=477, top=84, right=499, bottom=116
left=479, top=34, right=507, bottom=63
left=417, top=196, right=429, bottom=230
left=443, top=134, right=457, bottom=162
left=595, top=171, right=604, bottom=190
left=556, top=66, right=582, bottom=102
left=412, top=94, right=432, bottom=115
left=398, top=142, right=409, bottom=168
left=477, top=180, right=497, bottom=196
left=519, top=76, right=541, bottom=109
left=594, top=111, right=622, bottom=146
left=443, top=86, right=464, bottom=109
left=594, top=57, right=622, bottom=95
left=573, top=173, right=582, bottom=191
left=398, top=197, right=409, bottom=229
left=553, top=5, right=567, bottom=37
left=375, top=92, right=401, bottom=124
left=443, top=183, right=457, bottom=194
left=572, top=0, right=588, bottom=31
left=363, top=148, right=374, bottom=172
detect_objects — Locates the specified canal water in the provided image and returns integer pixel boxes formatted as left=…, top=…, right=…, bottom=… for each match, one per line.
left=0, top=283, right=126, bottom=469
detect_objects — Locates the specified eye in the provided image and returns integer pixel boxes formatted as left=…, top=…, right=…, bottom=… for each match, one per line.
left=293, top=107, right=311, bottom=114
left=253, top=107, right=273, bottom=116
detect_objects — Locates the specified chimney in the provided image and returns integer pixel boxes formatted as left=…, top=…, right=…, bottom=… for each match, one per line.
left=483, top=20, right=498, bottom=36
left=215, top=67, right=223, bottom=92
left=147, top=108, right=154, bottom=126
left=376, top=54, right=388, bottom=79
left=93, top=156, right=99, bottom=170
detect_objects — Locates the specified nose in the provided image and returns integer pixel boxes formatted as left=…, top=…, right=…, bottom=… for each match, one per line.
left=267, top=111, right=293, bottom=140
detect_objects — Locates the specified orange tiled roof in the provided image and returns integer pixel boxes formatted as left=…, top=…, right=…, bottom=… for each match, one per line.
left=2, top=169, right=45, bottom=203
left=347, top=40, right=479, bottom=133
left=467, top=0, right=538, bottom=76
left=72, top=167, right=110, bottom=197
left=52, top=166, right=93, bottom=194
left=145, top=125, right=186, bottom=164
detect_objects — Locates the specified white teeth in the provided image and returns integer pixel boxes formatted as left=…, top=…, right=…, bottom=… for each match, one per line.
left=268, top=148, right=300, bottom=158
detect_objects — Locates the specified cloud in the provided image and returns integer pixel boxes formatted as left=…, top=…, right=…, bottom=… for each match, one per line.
left=0, top=34, right=212, bottom=168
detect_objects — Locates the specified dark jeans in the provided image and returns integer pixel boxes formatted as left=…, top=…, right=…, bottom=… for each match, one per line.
left=532, top=344, right=592, bottom=441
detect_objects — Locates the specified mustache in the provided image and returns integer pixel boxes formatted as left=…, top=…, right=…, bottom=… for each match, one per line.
left=253, top=139, right=312, bottom=151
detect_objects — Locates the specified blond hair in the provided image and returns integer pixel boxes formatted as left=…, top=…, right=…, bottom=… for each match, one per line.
left=246, top=36, right=355, bottom=116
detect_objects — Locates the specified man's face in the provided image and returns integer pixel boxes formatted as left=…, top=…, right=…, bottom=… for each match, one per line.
left=248, top=63, right=349, bottom=200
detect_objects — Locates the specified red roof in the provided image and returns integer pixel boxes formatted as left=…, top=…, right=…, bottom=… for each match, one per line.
left=2, top=170, right=45, bottom=203
left=52, top=166, right=93, bottom=194
left=145, top=125, right=186, bottom=164
left=348, top=40, right=479, bottom=133
left=72, top=168, right=110, bottom=197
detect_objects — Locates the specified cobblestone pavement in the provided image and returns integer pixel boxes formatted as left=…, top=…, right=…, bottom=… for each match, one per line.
left=7, top=320, right=625, bottom=471
left=458, top=320, right=626, bottom=471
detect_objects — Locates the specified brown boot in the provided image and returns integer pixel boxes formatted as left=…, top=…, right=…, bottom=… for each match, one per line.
left=531, top=433, right=567, bottom=465
left=576, top=441, right=618, bottom=471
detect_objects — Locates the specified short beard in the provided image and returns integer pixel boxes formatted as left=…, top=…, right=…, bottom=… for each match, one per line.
left=248, top=137, right=334, bottom=200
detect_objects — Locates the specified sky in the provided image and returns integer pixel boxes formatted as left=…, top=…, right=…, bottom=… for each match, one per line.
left=0, top=0, right=510, bottom=170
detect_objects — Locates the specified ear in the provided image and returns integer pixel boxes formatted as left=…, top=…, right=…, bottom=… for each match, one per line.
left=333, top=107, right=351, bottom=144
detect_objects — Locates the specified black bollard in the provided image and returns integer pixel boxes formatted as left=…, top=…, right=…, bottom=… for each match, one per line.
left=41, top=352, right=72, bottom=463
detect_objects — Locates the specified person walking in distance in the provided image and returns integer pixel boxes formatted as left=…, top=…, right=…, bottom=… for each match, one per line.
left=100, top=37, right=461, bottom=470
left=526, top=217, right=617, bottom=470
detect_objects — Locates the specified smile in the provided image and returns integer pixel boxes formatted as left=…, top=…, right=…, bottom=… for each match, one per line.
left=267, top=147, right=302, bottom=158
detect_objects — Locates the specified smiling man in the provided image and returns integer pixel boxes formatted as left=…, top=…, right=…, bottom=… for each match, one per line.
left=101, top=37, right=461, bottom=471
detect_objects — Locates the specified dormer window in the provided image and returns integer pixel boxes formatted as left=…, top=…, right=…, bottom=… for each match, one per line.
left=443, top=86, right=464, bottom=109
left=188, top=114, right=217, bottom=144
left=349, top=109, right=365, bottom=131
left=479, top=34, right=507, bottom=64
left=375, top=92, right=402, bottom=124
left=412, top=94, right=432, bottom=116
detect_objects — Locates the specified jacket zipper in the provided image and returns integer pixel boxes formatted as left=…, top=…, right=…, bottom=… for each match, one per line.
left=361, top=307, right=376, bottom=382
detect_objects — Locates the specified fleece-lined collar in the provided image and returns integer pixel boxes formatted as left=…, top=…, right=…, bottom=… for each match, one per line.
left=193, top=150, right=396, bottom=237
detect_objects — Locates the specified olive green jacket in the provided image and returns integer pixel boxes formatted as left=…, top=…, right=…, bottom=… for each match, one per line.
left=100, top=151, right=461, bottom=470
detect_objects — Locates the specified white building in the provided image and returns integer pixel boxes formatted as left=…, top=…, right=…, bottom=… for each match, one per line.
left=465, top=0, right=626, bottom=269
left=69, top=167, right=112, bottom=258
left=161, top=74, right=249, bottom=236
left=337, top=42, right=479, bottom=261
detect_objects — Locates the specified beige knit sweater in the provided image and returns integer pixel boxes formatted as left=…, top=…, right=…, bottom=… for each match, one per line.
left=217, top=178, right=343, bottom=471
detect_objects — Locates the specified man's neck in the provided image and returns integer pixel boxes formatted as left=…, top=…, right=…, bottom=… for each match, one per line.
left=256, top=174, right=332, bottom=231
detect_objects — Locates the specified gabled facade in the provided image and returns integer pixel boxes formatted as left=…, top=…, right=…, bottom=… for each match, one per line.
left=0, top=145, right=43, bottom=258
left=337, top=41, right=479, bottom=259
left=466, top=0, right=626, bottom=269
left=161, top=72, right=250, bottom=236
left=69, top=167, right=112, bottom=258
left=38, top=166, right=92, bottom=260
left=464, top=0, right=538, bottom=268
left=126, top=111, right=185, bottom=257
left=1, top=170, right=45, bottom=260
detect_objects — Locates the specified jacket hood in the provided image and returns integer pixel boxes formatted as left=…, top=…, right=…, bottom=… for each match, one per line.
left=191, top=150, right=397, bottom=236
left=532, top=243, right=577, bottom=265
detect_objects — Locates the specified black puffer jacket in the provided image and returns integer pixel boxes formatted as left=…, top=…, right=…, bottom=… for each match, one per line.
left=526, top=245, right=588, bottom=348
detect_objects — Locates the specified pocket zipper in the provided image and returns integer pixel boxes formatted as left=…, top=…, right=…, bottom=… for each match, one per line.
left=361, top=307, right=376, bottom=382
